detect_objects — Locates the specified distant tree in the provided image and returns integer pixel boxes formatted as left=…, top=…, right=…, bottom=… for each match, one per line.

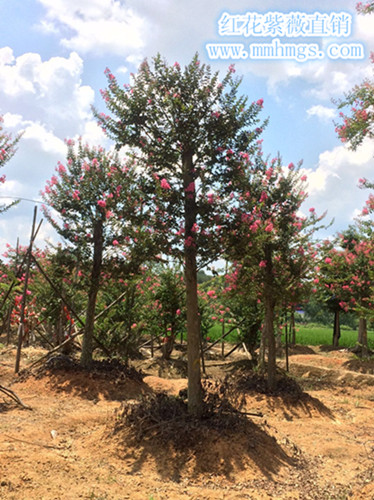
left=0, top=116, right=22, bottom=214
left=316, top=224, right=374, bottom=354
left=95, top=53, right=265, bottom=415
left=335, top=2, right=374, bottom=149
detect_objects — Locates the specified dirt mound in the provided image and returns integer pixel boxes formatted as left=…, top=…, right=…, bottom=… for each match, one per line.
left=110, top=384, right=303, bottom=486
left=343, top=357, right=374, bottom=374
left=135, top=356, right=188, bottom=378
left=15, top=355, right=147, bottom=402
left=1, top=345, right=374, bottom=499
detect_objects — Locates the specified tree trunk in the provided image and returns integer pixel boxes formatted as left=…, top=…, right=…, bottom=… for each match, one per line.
left=263, top=244, right=276, bottom=391
left=183, top=151, right=203, bottom=417
left=55, top=302, right=64, bottom=347
left=258, top=332, right=266, bottom=370
left=332, top=309, right=341, bottom=347
left=80, top=219, right=103, bottom=367
left=290, top=310, right=296, bottom=345
left=162, top=333, right=175, bottom=360
left=357, top=317, right=368, bottom=358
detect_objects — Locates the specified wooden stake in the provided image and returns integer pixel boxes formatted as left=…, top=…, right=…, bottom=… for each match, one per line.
left=15, top=207, right=40, bottom=373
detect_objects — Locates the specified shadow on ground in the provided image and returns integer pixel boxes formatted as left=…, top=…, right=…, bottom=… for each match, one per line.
left=115, top=416, right=299, bottom=482
left=16, top=355, right=150, bottom=402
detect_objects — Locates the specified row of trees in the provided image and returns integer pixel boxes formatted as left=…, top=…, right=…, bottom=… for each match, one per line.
left=44, top=55, right=328, bottom=414
left=1, top=0, right=374, bottom=414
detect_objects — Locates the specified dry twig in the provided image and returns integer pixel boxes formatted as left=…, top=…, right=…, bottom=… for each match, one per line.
left=0, top=384, right=32, bottom=410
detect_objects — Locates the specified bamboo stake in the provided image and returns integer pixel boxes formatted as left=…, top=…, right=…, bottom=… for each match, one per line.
left=25, top=291, right=129, bottom=371
left=15, top=207, right=39, bottom=373
left=0, top=222, right=42, bottom=315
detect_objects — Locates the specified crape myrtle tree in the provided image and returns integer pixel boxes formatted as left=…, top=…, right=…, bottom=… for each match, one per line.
left=340, top=225, right=374, bottom=355
left=41, top=140, right=147, bottom=366
left=95, top=53, right=265, bottom=415
left=335, top=2, right=374, bottom=149
left=333, top=1, right=374, bottom=353
left=226, top=150, right=322, bottom=390
left=0, top=116, right=21, bottom=214
left=315, top=239, right=349, bottom=347
left=1, top=243, right=47, bottom=343
left=316, top=223, right=374, bottom=354
left=356, top=1, right=374, bottom=15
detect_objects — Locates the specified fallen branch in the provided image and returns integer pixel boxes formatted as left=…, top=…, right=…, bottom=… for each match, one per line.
left=3, top=434, right=63, bottom=450
left=0, top=384, right=32, bottom=410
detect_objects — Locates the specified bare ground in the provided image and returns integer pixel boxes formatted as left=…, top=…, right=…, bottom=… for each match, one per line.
left=0, top=344, right=374, bottom=500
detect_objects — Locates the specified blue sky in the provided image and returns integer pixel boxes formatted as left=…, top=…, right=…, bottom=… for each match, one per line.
left=0, top=0, right=373, bottom=255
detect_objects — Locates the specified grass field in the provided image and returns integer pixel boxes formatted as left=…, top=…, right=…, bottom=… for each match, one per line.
left=208, top=323, right=374, bottom=349
left=293, top=324, right=374, bottom=349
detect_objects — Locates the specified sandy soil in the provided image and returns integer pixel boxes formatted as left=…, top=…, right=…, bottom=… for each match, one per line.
left=1, top=344, right=374, bottom=500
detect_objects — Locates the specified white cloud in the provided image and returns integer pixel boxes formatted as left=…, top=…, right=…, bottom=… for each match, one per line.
left=36, top=0, right=148, bottom=56
left=356, top=14, right=374, bottom=46
left=0, top=49, right=95, bottom=139
left=0, top=179, right=24, bottom=202
left=0, top=47, right=15, bottom=65
left=2, top=113, right=24, bottom=128
left=307, top=105, right=336, bottom=122
left=22, top=123, right=66, bottom=155
left=79, top=120, right=110, bottom=147
left=301, top=138, right=374, bottom=233
left=0, top=213, right=60, bottom=253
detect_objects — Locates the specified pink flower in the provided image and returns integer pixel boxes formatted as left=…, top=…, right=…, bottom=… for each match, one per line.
left=256, top=99, right=264, bottom=107
left=97, top=199, right=106, bottom=208
left=288, top=162, right=294, bottom=170
left=265, top=222, right=273, bottom=233
left=185, top=182, right=195, bottom=193
left=207, top=193, right=214, bottom=204
left=309, top=207, right=315, bottom=213
left=112, top=240, right=119, bottom=246
left=301, top=175, right=307, bottom=182
left=57, top=162, right=66, bottom=174
left=176, top=309, right=181, bottom=315
left=259, top=191, right=268, bottom=203
left=207, top=290, right=215, bottom=297
left=160, top=178, right=171, bottom=189
left=259, top=260, right=267, bottom=268
left=325, top=257, right=332, bottom=264
left=184, top=236, right=195, bottom=247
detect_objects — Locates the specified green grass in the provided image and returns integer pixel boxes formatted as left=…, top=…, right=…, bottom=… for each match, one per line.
left=208, top=322, right=374, bottom=349
left=207, top=323, right=239, bottom=343
left=294, top=324, right=374, bottom=349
